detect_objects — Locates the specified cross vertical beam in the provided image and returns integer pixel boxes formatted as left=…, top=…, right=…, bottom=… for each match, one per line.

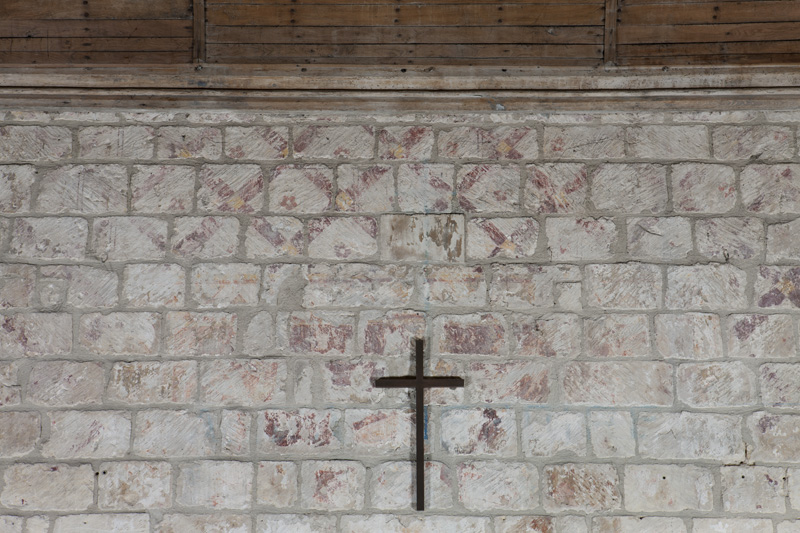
left=374, top=338, right=464, bottom=511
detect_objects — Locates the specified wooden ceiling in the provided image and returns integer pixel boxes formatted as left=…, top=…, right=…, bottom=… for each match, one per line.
left=0, top=0, right=798, bottom=67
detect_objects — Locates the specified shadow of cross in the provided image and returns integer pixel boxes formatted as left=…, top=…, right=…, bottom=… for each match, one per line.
left=374, top=338, right=464, bottom=511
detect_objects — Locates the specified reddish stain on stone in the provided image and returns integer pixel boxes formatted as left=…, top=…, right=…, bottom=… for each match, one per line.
left=443, top=320, right=504, bottom=355
left=757, top=414, right=779, bottom=433
left=478, top=408, right=505, bottom=447
left=352, top=411, right=388, bottom=432
left=733, top=315, right=768, bottom=341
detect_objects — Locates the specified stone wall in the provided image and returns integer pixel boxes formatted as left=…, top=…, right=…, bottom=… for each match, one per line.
left=0, top=108, right=799, bottom=532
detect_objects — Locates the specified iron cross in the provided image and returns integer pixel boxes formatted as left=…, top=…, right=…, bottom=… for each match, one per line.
left=374, top=338, right=464, bottom=511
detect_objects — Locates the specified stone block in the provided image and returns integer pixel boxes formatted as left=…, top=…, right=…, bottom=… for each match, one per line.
left=721, top=465, right=786, bottom=513
left=713, top=125, right=794, bottom=160
left=300, top=460, right=365, bottom=510
left=281, top=311, right=355, bottom=356
left=200, top=359, right=286, bottom=406
left=543, top=126, right=625, bottom=159
left=439, top=126, right=537, bottom=159
left=655, top=313, right=723, bottom=360
left=157, top=127, right=222, bottom=159
left=41, top=265, right=118, bottom=308
left=525, top=163, right=588, bottom=213
left=0, top=126, right=72, bottom=161
left=741, top=164, right=800, bottom=213
left=378, top=126, right=434, bottom=160
left=0, top=412, right=39, bottom=457
left=192, top=263, right=261, bottom=308
left=761, top=363, right=800, bottom=408
left=638, top=412, right=744, bottom=462
left=624, top=464, right=713, bottom=512
left=225, top=126, right=289, bottom=160
left=458, top=461, right=538, bottom=511
left=0, top=464, right=93, bottom=511
left=335, top=164, right=394, bottom=212
left=467, top=361, right=550, bottom=404
left=433, top=313, right=507, bottom=355
left=134, top=410, right=215, bottom=457
left=591, top=163, right=668, bottom=214
left=43, top=410, right=130, bottom=459
left=357, top=310, right=426, bottom=356
left=344, top=409, right=413, bottom=453
left=677, top=362, right=756, bottom=407
left=131, top=165, right=196, bottom=214
left=748, top=412, right=800, bottom=462
left=440, top=408, right=517, bottom=456
left=198, top=164, right=264, bottom=213
left=0, top=313, right=72, bottom=357
left=512, top=313, right=581, bottom=358
left=269, top=164, right=333, bottom=213
left=256, top=462, right=297, bottom=507
left=28, top=361, right=104, bottom=406
left=293, top=125, right=374, bottom=159
left=467, top=217, right=539, bottom=259
left=123, top=263, right=185, bottom=308
left=37, top=164, right=127, bottom=214
left=380, top=214, right=465, bottom=262
left=259, top=409, right=341, bottom=452
left=696, top=217, right=763, bottom=261
left=589, top=411, right=635, bottom=458
left=369, top=461, right=452, bottom=510
left=543, top=463, right=621, bottom=511
left=563, top=362, right=673, bottom=406
left=546, top=217, right=616, bottom=261
left=308, top=216, right=378, bottom=259
left=628, top=217, right=692, bottom=260
left=9, top=217, right=87, bottom=260
left=628, top=125, right=709, bottom=159
left=396, top=163, right=454, bottom=212
left=158, top=514, right=250, bottom=533
left=92, top=216, right=168, bottom=261
left=0, top=165, right=35, bottom=213
left=98, top=461, right=172, bottom=510
left=521, top=411, right=586, bottom=457
left=586, top=314, right=650, bottom=358
left=666, top=264, right=748, bottom=310
left=78, top=125, right=155, bottom=159
left=245, top=217, right=304, bottom=258
left=727, top=313, right=795, bottom=357
left=171, top=216, right=240, bottom=258
left=176, top=461, right=253, bottom=509
left=491, top=265, right=580, bottom=309
left=672, top=163, right=737, bottom=213
left=0, top=264, right=36, bottom=308
left=107, top=361, right=197, bottom=404
left=585, top=263, right=662, bottom=309
left=221, top=410, right=250, bottom=456
left=456, top=164, right=520, bottom=212
left=80, top=312, right=159, bottom=356
left=166, top=312, right=236, bottom=356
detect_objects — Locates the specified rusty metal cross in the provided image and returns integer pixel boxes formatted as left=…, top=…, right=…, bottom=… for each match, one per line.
left=374, top=338, right=464, bottom=511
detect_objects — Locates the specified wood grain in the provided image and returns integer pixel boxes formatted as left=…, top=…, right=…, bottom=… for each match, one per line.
left=206, top=3, right=604, bottom=26
left=1, top=0, right=192, bottom=20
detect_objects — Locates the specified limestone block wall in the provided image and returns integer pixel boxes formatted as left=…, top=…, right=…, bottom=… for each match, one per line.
left=0, top=108, right=799, bottom=532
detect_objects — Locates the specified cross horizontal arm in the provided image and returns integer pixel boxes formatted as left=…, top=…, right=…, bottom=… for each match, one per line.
left=374, top=376, right=465, bottom=388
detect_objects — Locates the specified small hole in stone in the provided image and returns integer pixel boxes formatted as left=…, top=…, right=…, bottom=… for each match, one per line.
left=662, top=476, right=666, bottom=480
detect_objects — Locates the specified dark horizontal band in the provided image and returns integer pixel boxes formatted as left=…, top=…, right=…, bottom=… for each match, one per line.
left=375, top=376, right=465, bottom=388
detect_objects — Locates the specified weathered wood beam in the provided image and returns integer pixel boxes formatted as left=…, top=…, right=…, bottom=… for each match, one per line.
left=604, top=0, right=619, bottom=65
left=193, top=0, right=206, bottom=63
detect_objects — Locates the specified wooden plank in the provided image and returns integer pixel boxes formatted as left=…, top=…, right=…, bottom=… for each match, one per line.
left=1, top=0, right=192, bottom=20
left=206, top=43, right=602, bottom=59
left=207, top=25, right=604, bottom=44
left=193, top=0, right=206, bottom=61
left=205, top=54, right=602, bottom=65
left=0, top=38, right=192, bottom=53
left=206, top=3, right=604, bottom=26
left=604, top=0, right=619, bottom=63
left=618, top=22, right=800, bottom=44
left=621, top=1, right=800, bottom=25
left=619, top=53, right=800, bottom=66
left=0, top=20, right=192, bottom=38
left=0, top=51, right=192, bottom=64
left=620, top=40, right=800, bottom=58
left=623, top=0, right=785, bottom=4
left=210, top=0, right=600, bottom=4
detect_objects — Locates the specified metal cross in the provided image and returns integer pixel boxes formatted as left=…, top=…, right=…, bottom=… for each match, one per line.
left=374, top=338, right=464, bottom=511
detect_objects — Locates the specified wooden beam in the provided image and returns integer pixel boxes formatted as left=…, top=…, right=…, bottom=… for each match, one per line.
left=2, top=64, right=800, bottom=91
left=2, top=86, right=800, bottom=112
left=193, top=0, right=206, bottom=63
left=604, top=0, right=619, bottom=65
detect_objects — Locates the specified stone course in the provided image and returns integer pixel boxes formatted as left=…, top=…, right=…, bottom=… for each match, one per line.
left=1, top=108, right=800, bottom=531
